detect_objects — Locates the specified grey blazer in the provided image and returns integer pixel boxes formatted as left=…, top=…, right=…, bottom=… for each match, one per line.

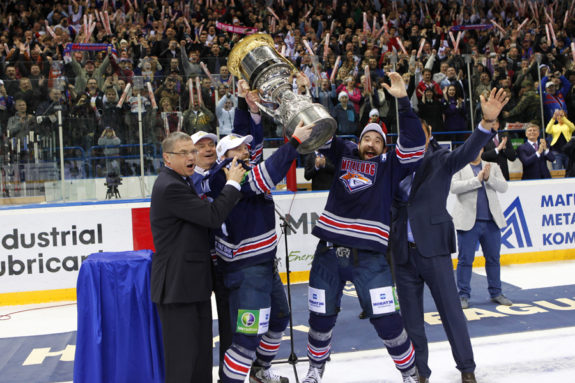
left=450, top=160, right=508, bottom=231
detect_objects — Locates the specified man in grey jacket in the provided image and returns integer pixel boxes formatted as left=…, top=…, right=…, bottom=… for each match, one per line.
left=450, top=148, right=512, bottom=309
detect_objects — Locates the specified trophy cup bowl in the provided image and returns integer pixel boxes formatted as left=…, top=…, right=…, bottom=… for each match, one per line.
left=228, top=33, right=336, bottom=154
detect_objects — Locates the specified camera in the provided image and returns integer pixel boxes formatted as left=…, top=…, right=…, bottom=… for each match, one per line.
left=105, top=172, right=122, bottom=199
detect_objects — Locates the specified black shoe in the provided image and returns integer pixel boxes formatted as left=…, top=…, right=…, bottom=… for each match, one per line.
left=359, top=310, right=368, bottom=319
left=461, top=372, right=477, bottom=383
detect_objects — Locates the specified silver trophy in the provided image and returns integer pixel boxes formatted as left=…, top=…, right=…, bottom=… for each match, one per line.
left=228, top=33, right=336, bottom=154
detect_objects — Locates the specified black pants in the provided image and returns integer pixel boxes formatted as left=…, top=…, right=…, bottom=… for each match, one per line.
left=156, top=300, right=213, bottom=383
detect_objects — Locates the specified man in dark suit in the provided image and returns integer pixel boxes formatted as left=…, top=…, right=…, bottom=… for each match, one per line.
left=150, top=131, right=245, bottom=383
left=390, top=88, right=509, bottom=383
left=481, top=121, right=517, bottom=180
left=304, top=151, right=336, bottom=190
left=517, top=123, right=555, bottom=179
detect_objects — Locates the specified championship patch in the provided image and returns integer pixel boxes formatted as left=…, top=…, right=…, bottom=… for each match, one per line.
left=236, top=308, right=270, bottom=335
left=308, top=286, right=326, bottom=314
left=338, top=157, right=378, bottom=193
left=369, top=286, right=399, bottom=315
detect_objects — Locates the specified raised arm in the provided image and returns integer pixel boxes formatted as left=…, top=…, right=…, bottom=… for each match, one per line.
left=383, top=72, right=426, bottom=165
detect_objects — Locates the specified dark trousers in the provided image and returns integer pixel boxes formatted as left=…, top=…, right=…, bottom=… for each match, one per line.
left=213, top=265, right=232, bottom=380
left=393, top=246, right=475, bottom=379
left=156, top=301, right=213, bottom=383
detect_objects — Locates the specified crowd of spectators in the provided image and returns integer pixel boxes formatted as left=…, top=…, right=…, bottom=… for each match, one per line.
left=1, top=0, right=575, bottom=178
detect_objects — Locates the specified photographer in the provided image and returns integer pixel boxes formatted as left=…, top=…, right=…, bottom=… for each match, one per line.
left=98, top=127, right=121, bottom=177
left=70, top=92, right=98, bottom=150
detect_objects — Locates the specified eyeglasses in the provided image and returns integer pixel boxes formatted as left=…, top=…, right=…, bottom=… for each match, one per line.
left=166, top=150, right=197, bottom=157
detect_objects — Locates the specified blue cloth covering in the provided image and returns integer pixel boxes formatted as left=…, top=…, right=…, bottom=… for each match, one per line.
left=74, top=250, right=164, bottom=383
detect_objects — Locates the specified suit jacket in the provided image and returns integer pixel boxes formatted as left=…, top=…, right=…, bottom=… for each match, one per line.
left=564, top=137, right=575, bottom=177
left=450, top=160, right=508, bottom=231
left=517, top=141, right=555, bottom=179
left=390, top=127, right=494, bottom=263
left=150, top=166, right=241, bottom=304
left=304, top=153, right=336, bottom=190
left=481, top=134, right=517, bottom=180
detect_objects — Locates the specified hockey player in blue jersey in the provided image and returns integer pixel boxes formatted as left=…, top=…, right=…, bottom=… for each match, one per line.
left=202, top=116, right=313, bottom=383
left=302, top=72, right=427, bottom=383
left=190, top=78, right=266, bottom=383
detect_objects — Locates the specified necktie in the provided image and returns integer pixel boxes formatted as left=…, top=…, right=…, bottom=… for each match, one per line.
left=493, top=135, right=499, bottom=146
left=534, top=142, right=539, bottom=151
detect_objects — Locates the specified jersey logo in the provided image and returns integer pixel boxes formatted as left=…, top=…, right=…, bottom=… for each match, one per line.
left=338, top=157, right=377, bottom=193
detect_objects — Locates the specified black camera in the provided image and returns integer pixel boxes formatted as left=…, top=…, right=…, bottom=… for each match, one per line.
left=105, top=172, right=122, bottom=199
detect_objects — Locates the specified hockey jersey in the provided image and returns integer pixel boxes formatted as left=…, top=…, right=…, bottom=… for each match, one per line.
left=204, top=137, right=300, bottom=271
left=233, top=98, right=264, bottom=165
left=312, top=96, right=426, bottom=253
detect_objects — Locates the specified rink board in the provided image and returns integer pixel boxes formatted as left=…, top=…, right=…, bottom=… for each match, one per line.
left=1, top=178, right=575, bottom=305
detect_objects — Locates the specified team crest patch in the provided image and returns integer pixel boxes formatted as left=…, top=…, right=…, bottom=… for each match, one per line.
left=339, top=157, right=377, bottom=193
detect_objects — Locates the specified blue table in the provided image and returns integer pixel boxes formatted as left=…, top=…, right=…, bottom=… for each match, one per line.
left=74, top=250, right=164, bottom=383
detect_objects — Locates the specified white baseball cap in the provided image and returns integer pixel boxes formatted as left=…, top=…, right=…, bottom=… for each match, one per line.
left=216, top=134, right=253, bottom=159
left=191, top=131, right=218, bottom=144
left=338, top=91, right=349, bottom=101
left=369, top=108, right=379, bottom=117
left=360, top=123, right=386, bottom=142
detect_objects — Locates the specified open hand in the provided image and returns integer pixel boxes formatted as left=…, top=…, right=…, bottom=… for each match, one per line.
left=382, top=72, right=408, bottom=98
left=480, top=87, right=509, bottom=127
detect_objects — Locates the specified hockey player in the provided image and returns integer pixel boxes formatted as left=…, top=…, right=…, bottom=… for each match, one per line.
left=202, top=119, right=313, bottom=383
left=190, top=77, right=267, bottom=382
left=302, top=72, right=426, bottom=383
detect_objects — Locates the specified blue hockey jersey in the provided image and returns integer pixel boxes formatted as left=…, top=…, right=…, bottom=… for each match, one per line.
left=312, top=96, right=426, bottom=253
left=204, top=138, right=300, bottom=271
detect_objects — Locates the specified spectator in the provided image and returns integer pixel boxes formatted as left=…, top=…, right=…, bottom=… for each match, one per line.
left=416, top=68, right=442, bottom=101
left=502, top=80, right=540, bottom=125
left=304, top=151, right=336, bottom=190
left=564, top=136, right=575, bottom=177
left=442, top=84, right=467, bottom=142
left=418, top=88, right=444, bottom=134
left=336, top=76, right=362, bottom=114
left=517, top=123, right=555, bottom=180
left=481, top=121, right=517, bottom=181
left=155, top=75, right=181, bottom=111
left=7, top=99, right=36, bottom=143
left=542, top=79, right=568, bottom=125
left=97, top=127, right=121, bottom=176
left=183, top=92, right=216, bottom=135
left=97, top=87, right=125, bottom=139
left=12, top=77, right=42, bottom=112
left=215, top=87, right=237, bottom=137
left=545, top=109, right=575, bottom=170
left=440, top=67, right=465, bottom=99
left=451, top=148, right=512, bottom=310
left=312, top=77, right=336, bottom=116
left=70, top=92, right=98, bottom=150
left=125, top=87, right=154, bottom=145
left=333, top=91, right=358, bottom=136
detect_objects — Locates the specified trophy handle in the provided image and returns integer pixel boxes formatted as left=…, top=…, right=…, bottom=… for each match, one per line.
left=254, top=101, right=277, bottom=118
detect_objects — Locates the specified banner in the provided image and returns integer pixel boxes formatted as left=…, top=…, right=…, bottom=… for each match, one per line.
left=1, top=179, right=575, bottom=304
left=215, top=21, right=258, bottom=35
